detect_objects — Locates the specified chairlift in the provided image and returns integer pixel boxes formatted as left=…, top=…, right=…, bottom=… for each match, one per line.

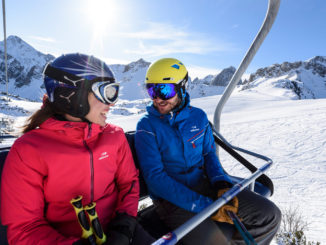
left=0, top=0, right=280, bottom=244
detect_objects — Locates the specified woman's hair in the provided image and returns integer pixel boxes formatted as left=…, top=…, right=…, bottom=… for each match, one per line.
left=22, top=97, right=63, bottom=134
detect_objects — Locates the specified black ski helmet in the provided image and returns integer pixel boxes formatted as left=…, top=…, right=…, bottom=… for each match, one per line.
left=43, top=53, right=116, bottom=118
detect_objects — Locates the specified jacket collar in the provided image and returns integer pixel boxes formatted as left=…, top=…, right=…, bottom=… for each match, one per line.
left=147, top=93, right=191, bottom=125
left=40, top=117, right=105, bottom=141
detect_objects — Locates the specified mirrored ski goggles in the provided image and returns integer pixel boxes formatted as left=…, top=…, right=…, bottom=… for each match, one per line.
left=146, top=83, right=179, bottom=100
left=92, top=81, right=120, bottom=104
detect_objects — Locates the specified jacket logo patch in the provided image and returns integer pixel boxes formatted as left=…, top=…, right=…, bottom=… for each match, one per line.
left=99, top=152, right=109, bottom=160
left=190, top=125, right=199, bottom=132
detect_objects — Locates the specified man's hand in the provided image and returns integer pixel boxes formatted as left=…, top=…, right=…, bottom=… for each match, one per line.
left=211, top=188, right=239, bottom=224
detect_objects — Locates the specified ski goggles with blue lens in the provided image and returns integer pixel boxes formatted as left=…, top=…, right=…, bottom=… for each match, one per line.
left=146, top=83, right=179, bottom=100
left=92, top=81, right=120, bottom=104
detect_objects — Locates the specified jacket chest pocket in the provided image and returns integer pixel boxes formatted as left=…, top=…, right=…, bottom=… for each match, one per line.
left=187, top=130, right=205, bottom=149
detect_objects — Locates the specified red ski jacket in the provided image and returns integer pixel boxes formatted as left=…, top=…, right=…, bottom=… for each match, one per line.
left=0, top=118, right=139, bottom=244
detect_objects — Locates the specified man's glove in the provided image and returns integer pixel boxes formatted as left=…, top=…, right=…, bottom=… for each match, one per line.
left=106, top=212, right=137, bottom=245
left=211, top=181, right=239, bottom=224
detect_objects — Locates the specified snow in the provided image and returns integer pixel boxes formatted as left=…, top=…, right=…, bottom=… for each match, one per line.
left=1, top=33, right=326, bottom=244
left=2, top=90, right=325, bottom=243
left=198, top=95, right=326, bottom=243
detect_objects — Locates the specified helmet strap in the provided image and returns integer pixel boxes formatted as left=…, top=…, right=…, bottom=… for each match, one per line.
left=175, top=72, right=188, bottom=103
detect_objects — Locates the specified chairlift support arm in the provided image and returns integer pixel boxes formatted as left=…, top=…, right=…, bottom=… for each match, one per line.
left=213, top=0, right=280, bottom=133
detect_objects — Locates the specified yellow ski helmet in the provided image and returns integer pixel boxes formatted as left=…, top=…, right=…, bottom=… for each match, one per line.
left=145, top=58, right=188, bottom=99
left=145, top=58, right=188, bottom=85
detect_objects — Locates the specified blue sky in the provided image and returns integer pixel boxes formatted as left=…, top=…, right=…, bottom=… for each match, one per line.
left=2, top=0, right=326, bottom=78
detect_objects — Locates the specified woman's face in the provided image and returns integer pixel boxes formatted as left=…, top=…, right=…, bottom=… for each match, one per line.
left=84, top=92, right=114, bottom=126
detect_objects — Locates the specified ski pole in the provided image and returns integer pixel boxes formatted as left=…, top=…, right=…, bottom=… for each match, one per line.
left=227, top=211, right=257, bottom=245
left=70, top=196, right=96, bottom=245
left=84, top=202, right=107, bottom=244
left=151, top=160, right=273, bottom=245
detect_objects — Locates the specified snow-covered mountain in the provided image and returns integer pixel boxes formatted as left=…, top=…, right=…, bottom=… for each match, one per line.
left=0, top=36, right=54, bottom=101
left=241, top=56, right=326, bottom=99
left=1, top=35, right=326, bottom=104
left=110, top=59, right=151, bottom=101
left=189, top=66, right=239, bottom=98
left=0, top=35, right=232, bottom=103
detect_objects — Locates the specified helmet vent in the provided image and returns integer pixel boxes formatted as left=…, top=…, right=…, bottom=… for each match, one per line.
left=171, top=64, right=180, bottom=69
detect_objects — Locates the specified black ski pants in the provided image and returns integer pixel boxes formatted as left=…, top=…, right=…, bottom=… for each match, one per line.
left=154, top=189, right=281, bottom=245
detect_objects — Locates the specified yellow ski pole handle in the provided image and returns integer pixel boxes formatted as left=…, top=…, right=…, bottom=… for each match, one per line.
left=70, top=196, right=96, bottom=245
left=84, top=202, right=107, bottom=244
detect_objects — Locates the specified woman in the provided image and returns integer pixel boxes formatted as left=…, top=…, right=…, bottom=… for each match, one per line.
left=0, top=53, right=154, bottom=245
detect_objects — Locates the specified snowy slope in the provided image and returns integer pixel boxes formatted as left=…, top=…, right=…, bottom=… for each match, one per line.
left=1, top=90, right=325, bottom=243
left=109, top=93, right=326, bottom=244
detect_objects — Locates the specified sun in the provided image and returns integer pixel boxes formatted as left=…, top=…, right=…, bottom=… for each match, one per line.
left=83, top=0, right=119, bottom=36
left=82, top=0, right=121, bottom=52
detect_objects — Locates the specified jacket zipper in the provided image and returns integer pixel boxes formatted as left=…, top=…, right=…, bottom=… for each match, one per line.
left=84, top=123, right=94, bottom=202
left=169, top=111, right=174, bottom=120
left=190, top=133, right=205, bottom=148
left=187, top=129, right=205, bottom=148
left=174, top=126, right=189, bottom=184
left=121, top=180, right=136, bottom=202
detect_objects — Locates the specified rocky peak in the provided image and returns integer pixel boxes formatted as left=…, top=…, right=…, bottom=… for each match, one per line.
left=0, top=36, right=55, bottom=99
left=304, top=56, right=326, bottom=77
left=123, top=58, right=151, bottom=73
left=211, top=66, right=237, bottom=86
left=246, top=56, right=326, bottom=83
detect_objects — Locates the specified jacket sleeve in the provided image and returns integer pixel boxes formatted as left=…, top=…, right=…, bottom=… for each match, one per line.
left=203, top=122, right=233, bottom=185
left=135, top=120, right=213, bottom=213
left=114, top=132, right=140, bottom=217
left=0, top=144, right=78, bottom=245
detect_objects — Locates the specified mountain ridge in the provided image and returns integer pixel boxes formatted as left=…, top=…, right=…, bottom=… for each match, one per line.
left=1, top=35, right=325, bottom=101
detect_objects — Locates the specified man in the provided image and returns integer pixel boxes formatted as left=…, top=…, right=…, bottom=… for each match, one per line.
left=135, top=58, right=281, bottom=244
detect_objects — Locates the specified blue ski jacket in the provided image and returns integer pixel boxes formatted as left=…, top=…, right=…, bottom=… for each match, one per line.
left=135, top=93, right=232, bottom=213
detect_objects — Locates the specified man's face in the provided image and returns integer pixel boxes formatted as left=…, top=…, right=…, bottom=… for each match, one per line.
left=153, top=94, right=180, bottom=114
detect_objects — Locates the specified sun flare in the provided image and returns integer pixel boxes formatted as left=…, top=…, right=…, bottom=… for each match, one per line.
left=84, top=0, right=119, bottom=36
left=82, top=0, right=121, bottom=52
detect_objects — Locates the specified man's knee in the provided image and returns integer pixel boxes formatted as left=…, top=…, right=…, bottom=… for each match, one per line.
left=263, top=198, right=281, bottom=227
left=270, top=201, right=282, bottom=229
